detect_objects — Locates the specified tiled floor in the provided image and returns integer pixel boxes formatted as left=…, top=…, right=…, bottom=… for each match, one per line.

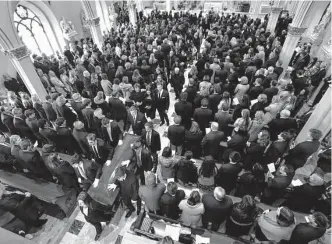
left=28, top=68, right=191, bottom=244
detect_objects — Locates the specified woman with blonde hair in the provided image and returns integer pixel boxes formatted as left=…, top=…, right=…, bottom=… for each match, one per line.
left=263, top=91, right=291, bottom=124
left=115, top=65, right=124, bottom=80
left=234, top=76, right=250, bottom=103
left=132, top=69, right=142, bottom=85
left=148, top=53, right=158, bottom=71
left=49, top=70, right=67, bottom=96
left=233, top=108, right=251, bottom=133
left=248, top=110, right=265, bottom=142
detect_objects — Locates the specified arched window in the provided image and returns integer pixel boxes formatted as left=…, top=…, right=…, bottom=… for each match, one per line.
left=14, top=4, right=54, bottom=56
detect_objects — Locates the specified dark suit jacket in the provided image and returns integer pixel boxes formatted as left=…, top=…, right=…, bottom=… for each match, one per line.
left=269, top=117, right=297, bottom=140
left=216, top=163, right=243, bottom=193
left=185, top=86, right=198, bottom=104
left=286, top=140, right=320, bottom=170
left=39, top=127, right=58, bottom=145
left=202, top=194, right=233, bottom=225
left=311, top=68, right=326, bottom=87
left=13, top=117, right=35, bottom=140
left=55, top=104, right=77, bottom=127
left=33, top=102, right=47, bottom=120
left=81, top=107, right=94, bottom=130
left=155, top=89, right=170, bottom=110
left=208, top=94, right=222, bottom=115
left=141, top=129, right=161, bottom=153
left=202, top=130, right=225, bottom=159
left=1, top=111, right=16, bottom=134
left=194, top=107, right=213, bottom=131
left=289, top=223, right=326, bottom=244
left=57, top=126, right=80, bottom=154
left=101, top=121, right=122, bottom=148
left=72, top=128, right=89, bottom=155
left=126, top=111, right=147, bottom=136
left=18, top=149, right=52, bottom=180
left=174, top=101, right=193, bottom=127
left=113, top=170, right=139, bottom=203
left=73, top=159, right=102, bottom=183
left=87, top=138, right=113, bottom=163
left=264, top=174, right=293, bottom=200
left=42, top=102, right=57, bottom=122
left=168, top=124, right=185, bottom=146
left=129, top=147, right=153, bottom=172
left=160, top=190, right=185, bottom=219
left=215, top=110, right=233, bottom=133
left=108, top=97, right=127, bottom=121
left=70, top=101, right=84, bottom=121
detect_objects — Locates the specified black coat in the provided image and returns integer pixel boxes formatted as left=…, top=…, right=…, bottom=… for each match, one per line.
left=184, top=130, right=204, bottom=158
left=129, top=147, right=153, bottom=172
left=289, top=223, right=327, bottom=244
left=1, top=111, right=16, bottom=134
left=174, top=101, right=193, bottom=128
left=286, top=140, right=320, bottom=170
left=101, top=121, right=122, bottom=148
left=87, top=138, right=113, bottom=164
left=184, top=86, right=198, bottom=104
left=208, top=94, right=222, bottom=115
left=193, top=107, right=213, bottom=132
left=114, top=170, right=139, bottom=203
left=55, top=104, right=77, bottom=128
left=268, top=117, right=297, bottom=140
left=108, top=97, right=128, bottom=121
left=202, top=131, right=225, bottom=159
left=57, top=126, right=81, bottom=154
left=39, top=127, right=58, bottom=146
left=168, top=124, right=185, bottom=146
left=154, top=89, right=170, bottom=110
left=202, top=193, right=233, bottom=225
left=160, top=190, right=185, bottom=219
left=42, top=102, right=57, bottom=122
left=126, top=111, right=147, bottom=136
left=141, top=129, right=161, bottom=154
left=13, top=117, right=36, bottom=141
left=216, top=163, right=243, bottom=193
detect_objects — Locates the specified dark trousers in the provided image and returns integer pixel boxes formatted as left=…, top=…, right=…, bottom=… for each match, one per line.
left=202, top=218, right=221, bottom=232
left=123, top=196, right=142, bottom=212
left=174, top=86, right=183, bottom=100
left=157, top=107, right=169, bottom=124
left=89, top=221, right=102, bottom=235
left=136, top=167, right=146, bottom=185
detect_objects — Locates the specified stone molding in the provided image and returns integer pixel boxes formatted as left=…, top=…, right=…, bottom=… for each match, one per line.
left=86, top=17, right=100, bottom=27
left=288, top=25, right=307, bottom=36
left=4, top=45, right=31, bottom=60
left=271, top=7, right=283, bottom=14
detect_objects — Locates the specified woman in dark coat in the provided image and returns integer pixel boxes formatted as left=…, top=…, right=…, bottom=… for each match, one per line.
left=226, top=195, right=259, bottom=237
left=129, top=83, right=146, bottom=113
left=45, top=153, right=79, bottom=191
left=143, top=86, right=156, bottom=120
left=184, top=121, right=204, bottom=158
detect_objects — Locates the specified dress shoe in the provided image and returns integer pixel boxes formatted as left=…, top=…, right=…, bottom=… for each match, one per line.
left=125, top=209, right=135, bottom=218
left=95, top=233, right=101, bottom=241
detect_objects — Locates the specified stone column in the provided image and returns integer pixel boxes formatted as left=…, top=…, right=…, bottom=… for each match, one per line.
left=135, top=0, right=144, bottom=13
left=86, top=17, right=103, bottom=50
left=4, top=45, right=47, bottom=100
left=279, top=25, right=307, bottom=71
left=128, top=2, right=137, bottom=26
left=166, top=0, right=171, bottom=12
left=266, top=7, right=283, bottom=33
left=296, top=86, right=331, bottom=143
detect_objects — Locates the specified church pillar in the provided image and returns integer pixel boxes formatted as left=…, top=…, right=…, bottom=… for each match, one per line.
left=135, top=0, right=144, bottom=13
left=86, top=17, right=103, bottom=50
left=279, top=25, right=307, bottom=71
left=4, top=45, right=47, bottom=100
left=166, top=0, right=171, bottom=12
left=128, top=2, right=137, bottom=26
left=266, top=7, right=283, bottom=33
left=296, top=85, right=331, bottom=143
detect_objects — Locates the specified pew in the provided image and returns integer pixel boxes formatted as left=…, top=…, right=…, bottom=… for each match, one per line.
left=0, top=170, right=76, bottom=217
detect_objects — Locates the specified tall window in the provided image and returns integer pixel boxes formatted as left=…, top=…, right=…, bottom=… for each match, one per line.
left=14, top=4, right=54, bottom=56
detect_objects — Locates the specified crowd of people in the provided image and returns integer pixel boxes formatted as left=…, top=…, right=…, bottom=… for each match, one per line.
left=0, top=9, right=330, bottom=244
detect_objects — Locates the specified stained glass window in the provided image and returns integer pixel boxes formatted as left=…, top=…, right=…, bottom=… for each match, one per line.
left=14, top=4, right=54, bottom=56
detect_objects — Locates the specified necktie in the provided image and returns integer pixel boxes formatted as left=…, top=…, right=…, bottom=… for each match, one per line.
left=136, top=150, right=142, bottom=167
left=147, top=131, right=151, bottom=146
left=159, top=91, right=162, bottom=98
left=107, top=124, right=113, bottom=142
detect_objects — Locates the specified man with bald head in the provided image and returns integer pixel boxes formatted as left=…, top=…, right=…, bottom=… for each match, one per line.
left=170, top=67, right=185, bottom=100
left=269, top=109, right=297, bottom=140
left=201, top=122, right=225, bottom=160
left=202, top=187, right=233, bottom=231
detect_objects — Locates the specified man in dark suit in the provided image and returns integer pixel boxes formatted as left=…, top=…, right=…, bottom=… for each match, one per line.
left=1, top=106, right=17, bottom=134
left=108, top=91, right=128, bottom=133
left=70, top=154, right=102, bottom=191
left=81, top=99, right=94, bottom=132
left=250, top=94, right=269, bottom=118
left=263, top=80, right=279, bottom=103
left=38, top=119, right=58, bottom=146
left=86, top=133, right=113, bottom=167
left=125, top=106, right=147, bottom=136
left=185, top=78, right=198, bottom=104
left=202, top=187, right=233, bottom=231
left=25, top=109, right=46, bottom=145
left=141, top=122, right=161, bottom=170
left=215, top=102, right=233, bottom=135
left=268, top=110, right=297, bottom=140
left=202, top=122, right=225, bottom=160
left=123, top=140, right=153, bottom=185
left=174, top=92, right=193, bottom=129
left=155, top=82, right=170, bottom=126
left=54, top=117, right=80, bottom=155
left=170, top=67, right=185, bottom=99
left=285, top=129, right=322, bottom=170
left=42, top=95, right=57, bottom=122
left=193, top=98, right=213, bottom=134
left=248, top=78, right=264, bottom=100
left=108, top=167, right=141, bottom=218
left=262, top=164, right=294, bottom=204
left=208, top=84, right=222, bottom=115
left=18, top=138, right=53, bottom=181
left=167, top=116, right=185, bottom=156
left=72, top=121, right=90, bottom=156
left=101, top=117, right=123, bottom=154
left=77, top=192, right=113, bottom=241
left=12, top=108, right=36, bottom=142
left=70, top=93, right=85, bottom=122
left=160, top=182, right=185, bottom=220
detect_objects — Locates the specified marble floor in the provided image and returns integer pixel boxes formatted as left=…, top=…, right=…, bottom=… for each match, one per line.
left=28, top=68, right=191, bottom=244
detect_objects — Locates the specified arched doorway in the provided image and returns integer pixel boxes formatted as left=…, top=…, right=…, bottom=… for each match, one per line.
left=13, top=2, right=65, bottom=56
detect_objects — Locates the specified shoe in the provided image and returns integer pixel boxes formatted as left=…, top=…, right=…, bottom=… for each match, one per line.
left=125, top=209, right=134, bottom=218
left=35, top=219, right=47, bottom=227
left=95, top=233, right=101, bottom=241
